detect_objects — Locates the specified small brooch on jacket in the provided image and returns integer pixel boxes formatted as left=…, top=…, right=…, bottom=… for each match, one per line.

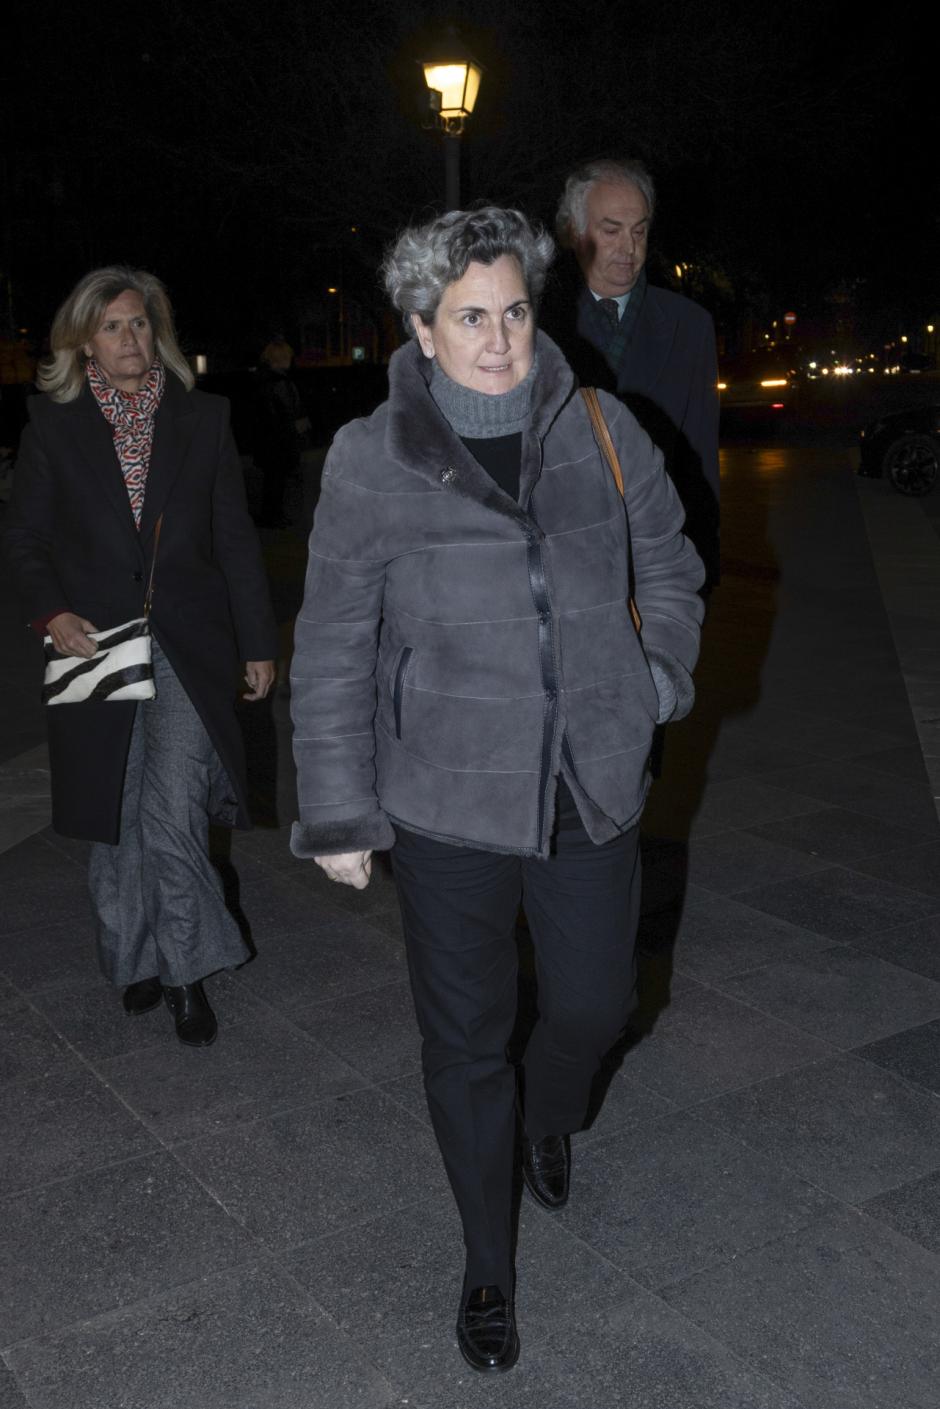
left=440, top=466, right=457, bottom=484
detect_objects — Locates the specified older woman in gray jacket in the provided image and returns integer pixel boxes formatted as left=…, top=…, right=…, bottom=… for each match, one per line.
left=290, top=208, right=704, bottom=1373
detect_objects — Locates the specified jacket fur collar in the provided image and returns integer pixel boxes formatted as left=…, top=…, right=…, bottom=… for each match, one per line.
left=384, top=331, right=580, bottom=524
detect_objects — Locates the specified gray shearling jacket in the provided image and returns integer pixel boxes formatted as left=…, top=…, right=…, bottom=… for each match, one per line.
left=290, top=332, right=704, bottom=860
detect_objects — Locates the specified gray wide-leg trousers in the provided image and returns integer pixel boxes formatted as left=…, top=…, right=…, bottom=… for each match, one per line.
left=88, top=641, right=249, bottom=988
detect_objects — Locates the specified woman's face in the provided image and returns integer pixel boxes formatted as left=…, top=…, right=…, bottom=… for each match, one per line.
left=413, top=255, right=535, bottom=395
left=83, top=289, right=155, bottom=392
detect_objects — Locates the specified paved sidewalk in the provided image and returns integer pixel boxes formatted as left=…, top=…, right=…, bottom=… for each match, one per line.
left=1, top=442, right=939, bottom=1409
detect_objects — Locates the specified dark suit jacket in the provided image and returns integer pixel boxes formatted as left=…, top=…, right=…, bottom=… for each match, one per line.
left=1, top=373, right=278, bottom=841
left=541, top=264, right=720, bottom=582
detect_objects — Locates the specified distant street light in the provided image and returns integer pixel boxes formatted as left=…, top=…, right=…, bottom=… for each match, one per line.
left=420, top=33, right=483, bottom=212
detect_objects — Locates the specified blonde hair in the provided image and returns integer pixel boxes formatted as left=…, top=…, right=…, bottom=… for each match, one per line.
left=39, top=265, right=195, bottom=402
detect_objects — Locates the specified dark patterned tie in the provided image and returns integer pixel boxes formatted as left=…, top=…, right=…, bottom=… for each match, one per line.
left=598, top=298, right=620, bottom=330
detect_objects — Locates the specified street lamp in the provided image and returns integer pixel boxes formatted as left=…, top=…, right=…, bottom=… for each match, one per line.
left=420, top=34, right=483, bottom=212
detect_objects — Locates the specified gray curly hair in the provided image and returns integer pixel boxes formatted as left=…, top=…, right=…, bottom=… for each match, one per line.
left=556, top=159, right=656, bottom=247
left=382, top=207, right=556, bottom=335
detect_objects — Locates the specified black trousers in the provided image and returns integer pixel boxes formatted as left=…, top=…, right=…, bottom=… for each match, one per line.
left=390, top=789, right=641, bottom=1297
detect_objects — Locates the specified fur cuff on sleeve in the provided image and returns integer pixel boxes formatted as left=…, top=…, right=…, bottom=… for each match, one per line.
left=646, top=646, right=696, bottom=723
left=290, top=812, right=397, bottom=859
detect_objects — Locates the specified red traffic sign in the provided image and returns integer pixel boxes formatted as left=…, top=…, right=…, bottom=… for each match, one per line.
left=783, top=311, right=797, bottom=325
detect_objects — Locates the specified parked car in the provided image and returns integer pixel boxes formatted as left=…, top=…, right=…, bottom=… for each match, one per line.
left=858, top=405, right=940, bottom=496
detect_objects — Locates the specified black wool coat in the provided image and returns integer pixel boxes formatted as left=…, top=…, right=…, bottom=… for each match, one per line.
left=1, top=373, right=278, bottom=842
left=541, top=264, right=720, bottom=582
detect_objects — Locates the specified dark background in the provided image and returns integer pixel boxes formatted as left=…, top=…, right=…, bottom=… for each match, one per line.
left=2, top=0, right=936, bottom=362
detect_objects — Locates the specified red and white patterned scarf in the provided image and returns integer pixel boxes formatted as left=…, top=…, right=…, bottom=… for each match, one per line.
left=87, top=357, right=165, bottom=528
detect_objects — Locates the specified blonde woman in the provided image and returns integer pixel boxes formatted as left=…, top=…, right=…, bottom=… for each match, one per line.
left=2, top=267, right=277, bottom=1045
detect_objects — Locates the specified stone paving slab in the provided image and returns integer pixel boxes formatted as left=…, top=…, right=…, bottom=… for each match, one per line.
left=713, top=947, right=940, bottom=1047
left=173, top=1088, right=449, bottom=1252
left=699, top=1053, right=940, bottom=1202
left=863, top=1168, right=940, bottom=1256
left=0, top=1064, right=159, bottom=1198
left=661, top=1206, right=940, bottom=1409
left=0, top=1363, right=28, bottom=1409
left=619, top=983, right=835, bottom=1104
left=732, top=864, right=940, bottom=943
left=852, top=913, right=940, bottom=982
left=94, top=1007, right=365, bottom=1145
left=557, top=1107, right=839, bottom=1290
left=5, top=1261, right=396, bottom=1409
left=396, top=1287, right=810, bottom=1409
left=852, top=1018, right=940, bottom=1094
left=0, top=1151, right=252, bottom=1348
left=662, top=890, right=840, bottom=982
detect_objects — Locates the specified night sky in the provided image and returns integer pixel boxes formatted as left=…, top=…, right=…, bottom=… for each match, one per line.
left=3, top=0, right=935, bottom=357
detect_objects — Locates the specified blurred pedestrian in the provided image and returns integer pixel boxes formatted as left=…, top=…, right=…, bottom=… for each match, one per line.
left=290, top=208, right=704, bottom=1371
left=1, top=266, right=277, bottom=1046
left=253, top=335, right=304, bottom=528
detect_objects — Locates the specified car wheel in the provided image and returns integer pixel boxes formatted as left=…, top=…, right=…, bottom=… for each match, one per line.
left=884, top=433, right=940, bottom=496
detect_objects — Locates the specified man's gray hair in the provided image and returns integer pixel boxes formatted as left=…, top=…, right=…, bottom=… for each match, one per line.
left=556, top=159, right=656, bottom=247
left=382, top=207, right=556, bottom=335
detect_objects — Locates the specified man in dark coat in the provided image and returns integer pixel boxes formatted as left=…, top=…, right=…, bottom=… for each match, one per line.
left=541, top=158, right=720, bottom=584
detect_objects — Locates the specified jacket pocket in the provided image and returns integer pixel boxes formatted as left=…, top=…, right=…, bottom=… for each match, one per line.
left=393, top=647, right=414, bottom=740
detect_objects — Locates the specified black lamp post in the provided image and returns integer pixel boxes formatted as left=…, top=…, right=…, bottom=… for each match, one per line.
left=420, top=37, right=483, bottom=212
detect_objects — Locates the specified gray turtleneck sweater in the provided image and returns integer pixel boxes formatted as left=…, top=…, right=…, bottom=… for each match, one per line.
left=428, top=359, right=538, bottom=503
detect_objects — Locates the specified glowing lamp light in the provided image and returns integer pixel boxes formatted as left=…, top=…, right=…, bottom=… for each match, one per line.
left=760, top=378, right=788, bottom=388
left=716, top=381, right=728, bottom=391
left=422, top=59, right=482, bottom=123
left=420, top=32, right=484, bottom=208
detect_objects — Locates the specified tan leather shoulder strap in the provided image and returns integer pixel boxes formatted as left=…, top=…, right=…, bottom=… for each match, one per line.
left=579, top=389, right=641, bottom=634
left=581, top=387, right=624, bottom=497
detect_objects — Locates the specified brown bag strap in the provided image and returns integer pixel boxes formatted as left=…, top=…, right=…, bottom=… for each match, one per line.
left=580, top=389, right=641, bottom=634
left=581, top=386, right=624, bottom=496
left=143, top=514, right=163, bottom=618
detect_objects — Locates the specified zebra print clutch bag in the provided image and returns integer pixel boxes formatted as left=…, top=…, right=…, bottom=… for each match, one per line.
left=42, top=617, right=155, bottom=705
left=42, top=514, right=163, bottom=706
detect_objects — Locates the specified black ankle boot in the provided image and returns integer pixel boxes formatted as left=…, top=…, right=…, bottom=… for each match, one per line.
left=122, top=976, right=163, bottom=1016
left=162, top=981, right=217, bottom=1047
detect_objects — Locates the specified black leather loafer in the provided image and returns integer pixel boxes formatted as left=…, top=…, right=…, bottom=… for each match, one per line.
left=162, top=981, right=217, bottom=1047
left=122, top=976, right=163, bottom=1016
left=456, top=1285, right=519, bottom=1373
left=522, top=1133, right=571, bottom=1209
